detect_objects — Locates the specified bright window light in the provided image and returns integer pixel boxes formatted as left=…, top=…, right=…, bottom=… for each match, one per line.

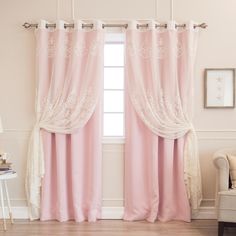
left=103, top=34, right=125, bottom=138
left=103, top=113, right=124, bottom=137
left=104, top=44, right=124, bottom=67
left=104, top=91, right=124, bottom=112
left=104, top=68, right=124, bottom=90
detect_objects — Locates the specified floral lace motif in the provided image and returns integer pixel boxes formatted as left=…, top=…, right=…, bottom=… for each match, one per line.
left=37, top=34, right=103, bottom=58
left=148, top=89, right=184, bottom=119
left=127, top=36, right=195, bottom=59
left=127, top=37, right=166, bottom=59
left=39, top=87, right=98, bottom=130
left=128, top=87, right=190, bottom=139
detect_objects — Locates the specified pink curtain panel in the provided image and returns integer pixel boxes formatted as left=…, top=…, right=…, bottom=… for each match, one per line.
left=124, top=96, right=191, bottom=222
left=41, top=103, right=102, bottom=222
left=124, top=20, right=202, bottom=222
left=26, top=20, right=104, bottom=221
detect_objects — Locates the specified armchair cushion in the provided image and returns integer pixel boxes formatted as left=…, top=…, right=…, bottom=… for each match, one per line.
left=227, top=155, right=236, bottom=188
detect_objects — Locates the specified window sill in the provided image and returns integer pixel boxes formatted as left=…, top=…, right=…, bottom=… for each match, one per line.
left=102, top=137, right=125, bottom=144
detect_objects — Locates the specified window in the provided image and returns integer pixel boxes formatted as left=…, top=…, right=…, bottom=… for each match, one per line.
left=103, top=33, right=125, bottom=138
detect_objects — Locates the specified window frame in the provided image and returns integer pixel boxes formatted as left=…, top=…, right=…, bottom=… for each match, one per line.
left=102, top=33, right=125, bottom=144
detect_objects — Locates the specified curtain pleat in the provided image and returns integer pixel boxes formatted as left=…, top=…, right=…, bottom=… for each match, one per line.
left=40, top=103, right=102, bottom=222
left=124, top=96, right=191, bottom=222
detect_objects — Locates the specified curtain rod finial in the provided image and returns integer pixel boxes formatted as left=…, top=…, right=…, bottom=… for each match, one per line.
left=201, top=23, right=208, bottom=28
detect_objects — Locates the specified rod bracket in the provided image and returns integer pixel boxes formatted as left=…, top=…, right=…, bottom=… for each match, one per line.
left=22, top=22, right=31, bottom=28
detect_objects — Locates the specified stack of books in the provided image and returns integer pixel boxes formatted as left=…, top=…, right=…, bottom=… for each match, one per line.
left=0, top=161, right=15, bottom=175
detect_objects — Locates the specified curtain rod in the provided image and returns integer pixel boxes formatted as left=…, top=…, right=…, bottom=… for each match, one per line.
left=22, top=22, right=207, bottom=29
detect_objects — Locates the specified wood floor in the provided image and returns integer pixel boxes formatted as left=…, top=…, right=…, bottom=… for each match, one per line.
left=1, top=219, right=236, bottom=236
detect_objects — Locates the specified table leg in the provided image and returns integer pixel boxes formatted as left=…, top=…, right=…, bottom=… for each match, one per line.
left=0, top=181, right=6, bottom=231
left=3, top=180, right=13, bottom=224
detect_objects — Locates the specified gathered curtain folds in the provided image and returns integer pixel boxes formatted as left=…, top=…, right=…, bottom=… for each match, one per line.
left=25, top=20, right=105, bottom=220
left=125, top=20, right=202, bottom=212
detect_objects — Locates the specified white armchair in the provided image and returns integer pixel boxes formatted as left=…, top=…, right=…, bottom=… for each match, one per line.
left=213, top=148, right=236, bottom=236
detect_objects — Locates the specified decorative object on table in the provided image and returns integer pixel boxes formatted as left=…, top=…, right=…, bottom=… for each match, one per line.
left=0, top=153, right=15, bottom=175
left=204, top=68, right=235, bottom=108
left=0, top=119, right=13, bottom=174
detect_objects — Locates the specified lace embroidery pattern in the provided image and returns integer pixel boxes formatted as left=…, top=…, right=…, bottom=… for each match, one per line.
left=39, top=87, right=98, bottom=130
left=126, top=35, right=195, bottom=59
left=37, top=34, right=103, bottom=58
left=127, top=37, right=166, bottom=59
left=128, top=87, right=191, bottom=139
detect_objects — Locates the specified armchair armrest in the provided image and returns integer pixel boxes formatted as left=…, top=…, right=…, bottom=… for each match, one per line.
left=213, top=151, right=230, bottom=192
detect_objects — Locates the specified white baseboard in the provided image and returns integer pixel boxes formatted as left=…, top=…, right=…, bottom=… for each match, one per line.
left=102, top=206, right=218, bottom=220
left=192, top=206, right=217, bottom=219
left=101, top=207, right=124, bottom=219
left=0, top=207, right=29, bottom=219
left=0, top=206, right=217, bottom=220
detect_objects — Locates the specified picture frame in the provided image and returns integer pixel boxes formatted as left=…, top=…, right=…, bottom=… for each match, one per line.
left=204, top=68, right=235, bottom=108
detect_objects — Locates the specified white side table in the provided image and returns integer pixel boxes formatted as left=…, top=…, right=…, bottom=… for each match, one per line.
left=0, top=172, right=17, bottom=231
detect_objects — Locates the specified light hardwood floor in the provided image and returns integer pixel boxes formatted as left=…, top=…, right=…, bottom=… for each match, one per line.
left=1, top=220, right=236, bottom=236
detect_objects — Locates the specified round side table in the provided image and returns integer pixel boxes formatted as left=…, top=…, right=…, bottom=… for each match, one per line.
left=0, top=172, right=17, bottom=231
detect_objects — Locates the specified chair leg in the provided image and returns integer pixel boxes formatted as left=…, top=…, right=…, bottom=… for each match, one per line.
left=218, top=222, right=224, bottom=236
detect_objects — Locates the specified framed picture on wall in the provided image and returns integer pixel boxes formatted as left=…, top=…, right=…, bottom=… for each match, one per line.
left=204, top=68, right=235, bottom=108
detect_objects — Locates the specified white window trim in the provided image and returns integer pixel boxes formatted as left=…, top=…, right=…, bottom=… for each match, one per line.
left=103, top=33, right=125, bottom=144
left=102, top=136, right=125, bottom=144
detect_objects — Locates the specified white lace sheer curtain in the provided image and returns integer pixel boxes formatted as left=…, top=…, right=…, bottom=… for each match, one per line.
left=125, top=20, right=202, bottom=210
left=26, top=20, right=104, bottom=220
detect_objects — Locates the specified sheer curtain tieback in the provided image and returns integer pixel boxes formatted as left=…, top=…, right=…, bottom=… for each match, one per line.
left=26, top=20, right=105, bottom=220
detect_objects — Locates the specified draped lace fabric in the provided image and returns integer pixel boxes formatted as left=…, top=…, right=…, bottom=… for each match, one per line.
left=26, top=20, right=105, bottom=220
left=125, top=20, right=202, bottom=211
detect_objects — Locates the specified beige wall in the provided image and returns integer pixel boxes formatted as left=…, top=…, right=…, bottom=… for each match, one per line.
left=0, top=0, right=236, bottom=210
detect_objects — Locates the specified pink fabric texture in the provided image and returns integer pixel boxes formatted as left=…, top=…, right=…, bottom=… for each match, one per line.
left=40, top=103, right=102, bottom=222
left=26, top=20, right=104, bottom=221
left=124, top=21, right=199, bottom=222
left=124, top=97, right=191, bottom=222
